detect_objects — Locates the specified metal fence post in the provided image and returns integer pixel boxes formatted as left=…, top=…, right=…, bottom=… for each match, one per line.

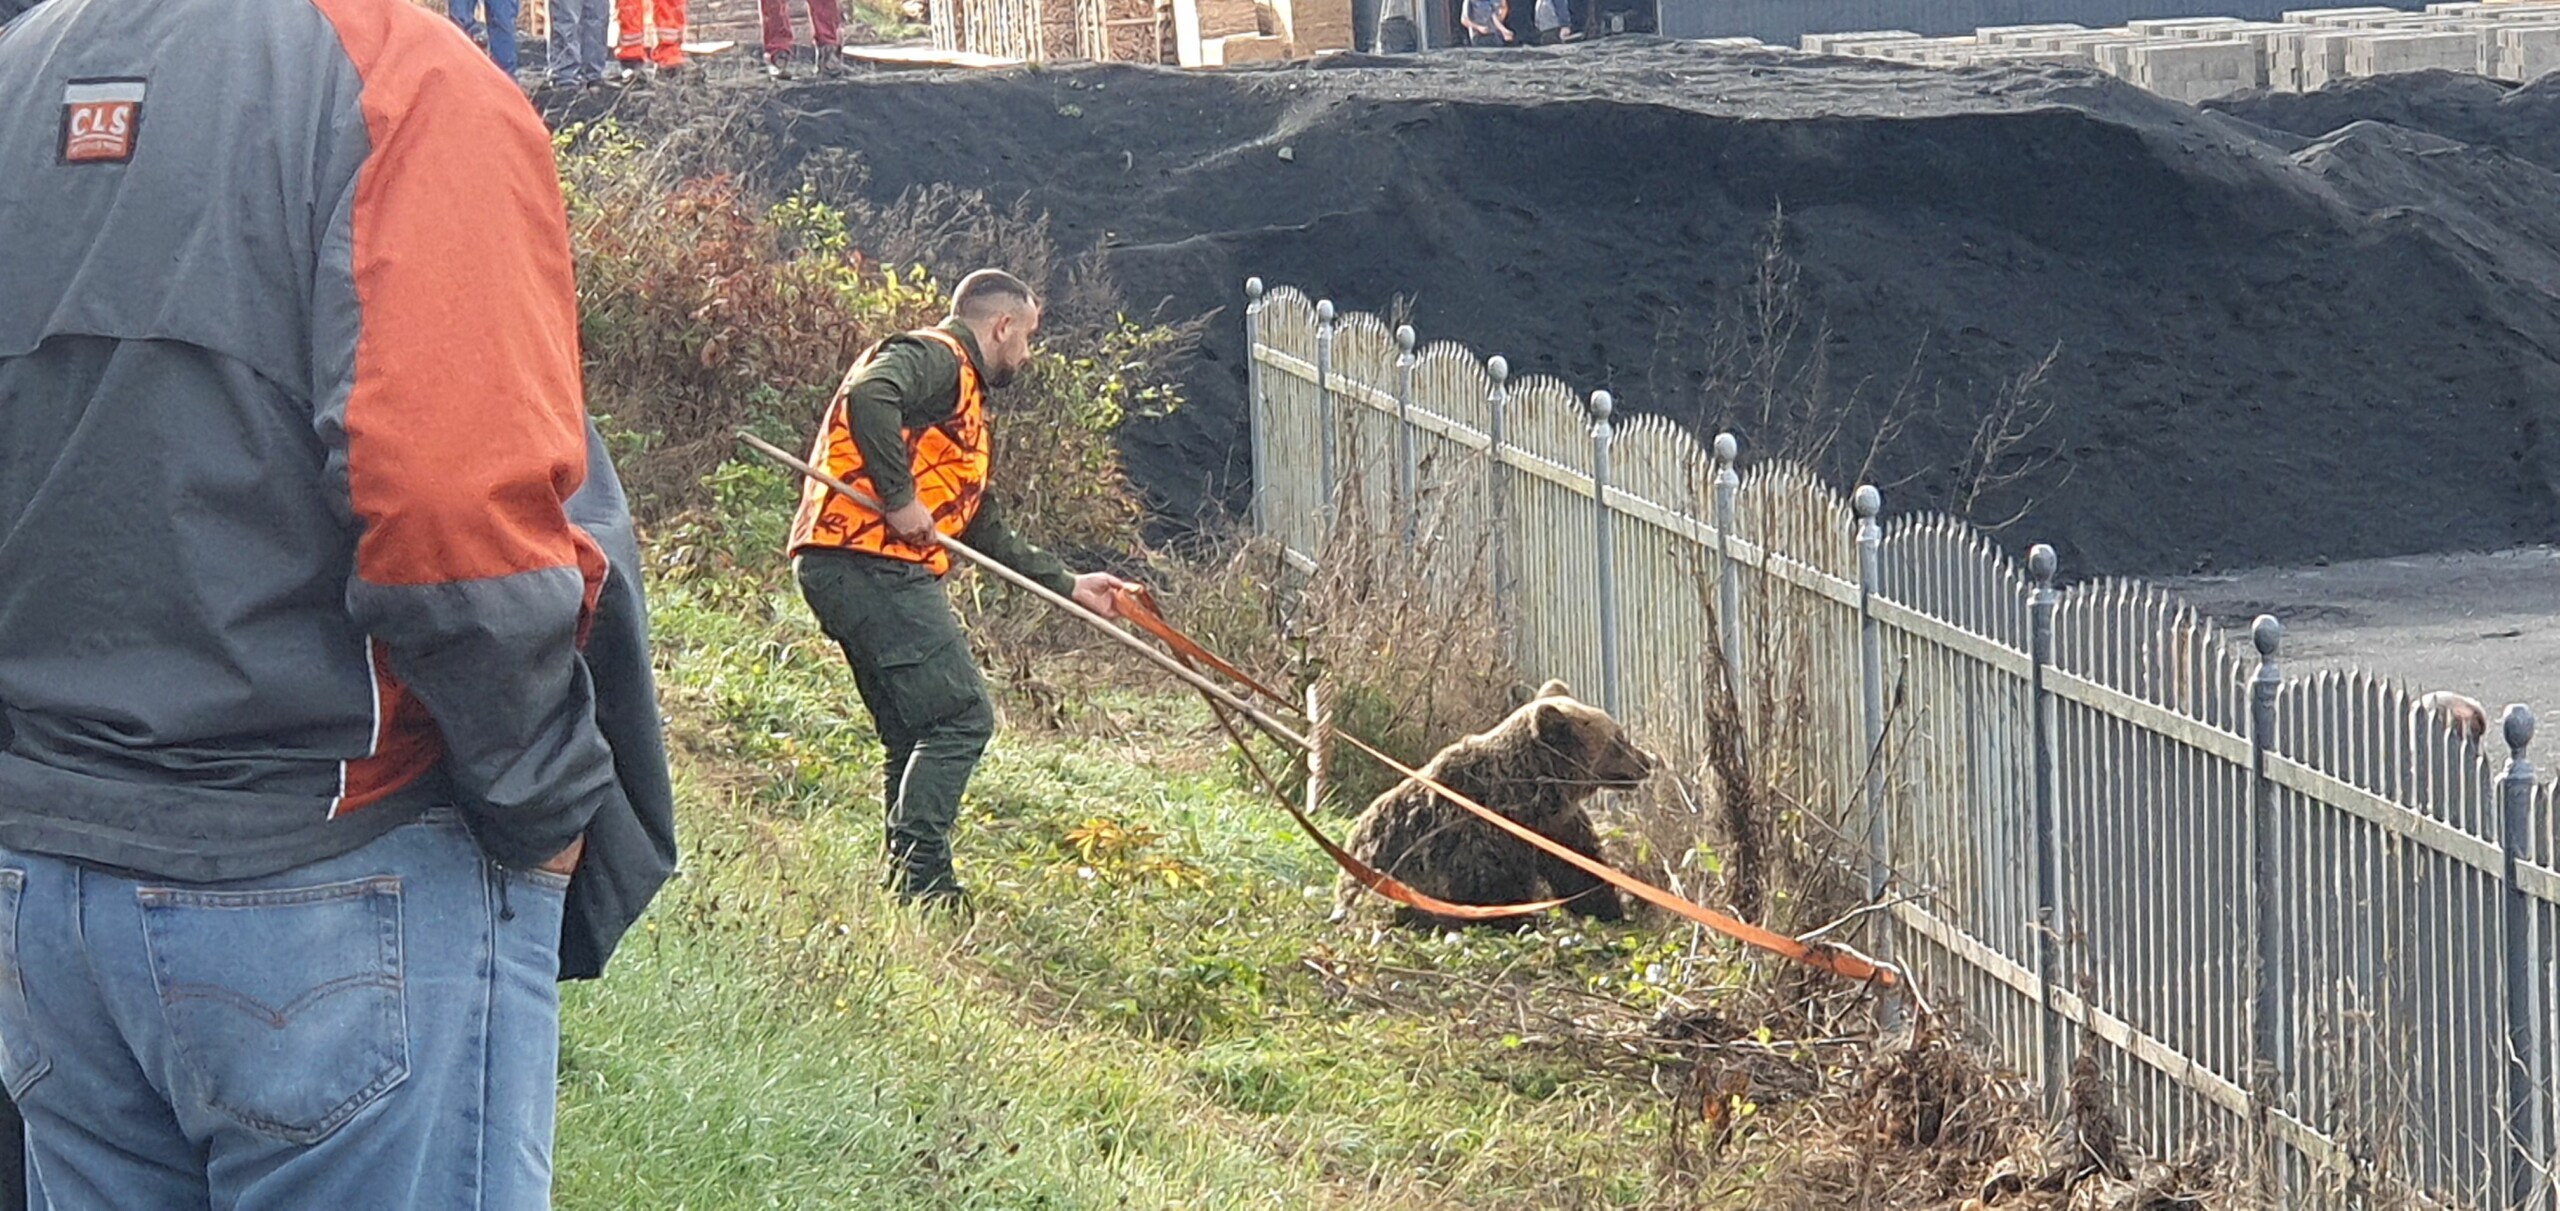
left=1855, top=487, right=1888, bottom=893
left=1395, top=325, right=1419, bottom=548
left=2028, top=544, right=2064, bottom=1113
left=2247, top=615, right=2288, bottom=1179
left=1245, top=278, right=1268, bottom=538
left=1856, top=485, right=1898, bottom=1028
left=1591, top=391, right=1619, bottom=718
left=2501, top=705, right=2547, bottom=1211
left=1316, top=299, right=1338, bottom=534
left=1487, top=356, right=1513, bottom=611
left=1712, top=433, right=1743, bottom=707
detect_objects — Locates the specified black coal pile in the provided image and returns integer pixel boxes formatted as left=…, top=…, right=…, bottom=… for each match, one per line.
left=587, top=44, right=2560, bottom=576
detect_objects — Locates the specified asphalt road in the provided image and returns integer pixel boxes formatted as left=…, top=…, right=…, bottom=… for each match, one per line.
left=2159, top=545, right=2560, bottom=727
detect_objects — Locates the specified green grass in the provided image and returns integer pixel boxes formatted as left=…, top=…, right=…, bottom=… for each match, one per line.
left=840, top=0, right=930, bottom=42
left=551, top=569, right=1734, bottom=1209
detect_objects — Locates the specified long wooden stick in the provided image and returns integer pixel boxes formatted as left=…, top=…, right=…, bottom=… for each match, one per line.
left=739, top=430, right=1906, bottom=990
left=739, top=432, right=1314, bottom=748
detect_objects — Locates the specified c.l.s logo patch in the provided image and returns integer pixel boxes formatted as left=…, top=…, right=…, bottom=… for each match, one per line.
left=60, top=78, right=145, bottom=165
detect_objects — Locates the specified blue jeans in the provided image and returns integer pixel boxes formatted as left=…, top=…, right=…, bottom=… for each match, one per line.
left=449, top=0, right=523, bottom=75
left=548, top=0, right=614, bottom=85
left=0, top=809, right=567, bottom=1210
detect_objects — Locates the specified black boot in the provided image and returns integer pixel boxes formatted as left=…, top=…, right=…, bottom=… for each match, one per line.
left=886, top=834, right=970, bottom=908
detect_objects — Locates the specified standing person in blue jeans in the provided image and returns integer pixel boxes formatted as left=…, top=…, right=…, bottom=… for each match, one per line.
left=449, top=0, right=523, bottom=75
left=0, top=0, right=674, bottom=1206
left=549, top=0, right=614, bottom=88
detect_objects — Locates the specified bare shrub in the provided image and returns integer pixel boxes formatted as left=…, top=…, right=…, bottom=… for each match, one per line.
left=1287, top=455, right=1517, bottom=813
left=1643, top=208, right=2066, bottom=532
left=1955, top=343, right=2068, bottom=533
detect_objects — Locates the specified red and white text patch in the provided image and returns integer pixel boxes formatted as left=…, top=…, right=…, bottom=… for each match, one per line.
left=61, top=79, right=144, bottom=165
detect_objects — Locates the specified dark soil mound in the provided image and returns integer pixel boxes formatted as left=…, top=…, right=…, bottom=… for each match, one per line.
left=581, top=43, right=2560, bottom=576
left=2208, top=69, right=2560, bottom=171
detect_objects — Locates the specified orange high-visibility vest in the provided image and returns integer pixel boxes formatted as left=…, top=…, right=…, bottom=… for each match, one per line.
left=787, top=327, right=990, bottom=577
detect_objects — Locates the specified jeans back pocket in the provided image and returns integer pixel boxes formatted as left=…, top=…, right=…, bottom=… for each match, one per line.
left=0, top=869, right=50, bottom=1099
left=139, top=876, right=409, bottom=1144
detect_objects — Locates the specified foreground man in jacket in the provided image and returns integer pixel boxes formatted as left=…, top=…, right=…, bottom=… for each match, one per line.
left=789, top=270, right=1133, bottom=905
left=0, top=0, right=674, bottom=1204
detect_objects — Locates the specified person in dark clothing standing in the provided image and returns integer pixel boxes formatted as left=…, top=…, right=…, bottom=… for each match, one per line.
left=0, top=7, right=35, bottom=1204
left=788, top=270, right=1133, bottom=905
left=1459, top=0, right=1512, bottom=44
left=0, top=0, right=672, bottom=1204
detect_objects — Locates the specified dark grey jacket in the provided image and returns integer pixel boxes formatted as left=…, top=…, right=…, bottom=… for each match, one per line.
left=0, top=0, right=667, bottom=909
left=562, top=426, right=679, bottom=981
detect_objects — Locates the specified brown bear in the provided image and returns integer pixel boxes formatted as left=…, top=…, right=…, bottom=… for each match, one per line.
left=1333, top=680, right=1659, bottom=930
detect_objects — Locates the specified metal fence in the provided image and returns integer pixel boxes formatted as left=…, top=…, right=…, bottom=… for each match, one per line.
left=1244, top=278, right=2560, bottom=1208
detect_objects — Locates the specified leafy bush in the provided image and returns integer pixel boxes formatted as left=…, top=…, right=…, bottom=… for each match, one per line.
left=555, top=121, right=1185, bottom=579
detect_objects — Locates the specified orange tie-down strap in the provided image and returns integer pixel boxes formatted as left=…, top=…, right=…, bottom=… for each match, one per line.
left=1110, top=585, right=1902, bottom=990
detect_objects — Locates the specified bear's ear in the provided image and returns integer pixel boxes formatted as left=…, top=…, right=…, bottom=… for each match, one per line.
left=1531, top=700, right=1577, bottom=749
left=1535, top=679, right=1574, bottom=701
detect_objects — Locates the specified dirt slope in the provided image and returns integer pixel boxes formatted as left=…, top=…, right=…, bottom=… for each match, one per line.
left=2207, top=68, right=2560, bottom=171
left=586, top=44, right=2560, bottom=576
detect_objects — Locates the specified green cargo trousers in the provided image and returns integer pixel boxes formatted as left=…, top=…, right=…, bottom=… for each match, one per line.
left=795, top=549, right=995, bottom=897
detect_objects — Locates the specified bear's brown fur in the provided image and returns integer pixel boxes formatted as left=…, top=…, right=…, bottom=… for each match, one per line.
left=1333, top=680, right=1658, bottom=930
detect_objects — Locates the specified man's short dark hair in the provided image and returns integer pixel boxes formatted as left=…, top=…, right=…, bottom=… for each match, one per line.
left=951, top=269, right=1037, bottom=322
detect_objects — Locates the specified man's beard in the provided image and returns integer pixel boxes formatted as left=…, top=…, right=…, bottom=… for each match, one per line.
left=983, top=362, right=1019, bottom=390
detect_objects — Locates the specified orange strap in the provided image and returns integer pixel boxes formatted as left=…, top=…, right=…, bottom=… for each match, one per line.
left=1114, top=586, right=1290, bottom=704
left=1110, top=586, right=1901, bottom=989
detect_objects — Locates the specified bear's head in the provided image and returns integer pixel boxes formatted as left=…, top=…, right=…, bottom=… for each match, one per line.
left=1519, top=679, right=1659, bottom=789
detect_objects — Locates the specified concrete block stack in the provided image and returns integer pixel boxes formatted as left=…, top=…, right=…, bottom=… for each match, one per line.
left=2132, top=38, right=2265, bottom=98
left=2495, top=24, right=2560, bottom=77
left=2272, top=27, right=2359, bottom=88
left=1833, top=34, right=1935, bottom=57
left=2038, top=29, right=2141, bottom=53
left=1801, top=29, right=1920, bottom=53
left=1976, top=22, right=2089, bottom=44
left=1797, top=0, right=2560, bottom=101
left=2092, top=38, right=2176, bottom=76
left=2283, top=5, right=2415, bottom=26
left=2129, top=15, right=2249, bottom=35
left=2457, top=4, right=2560, bottom=74
left=1872, top=35, right=1986, bottom=61
left=2346, top=27, right=2480, bottom=71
